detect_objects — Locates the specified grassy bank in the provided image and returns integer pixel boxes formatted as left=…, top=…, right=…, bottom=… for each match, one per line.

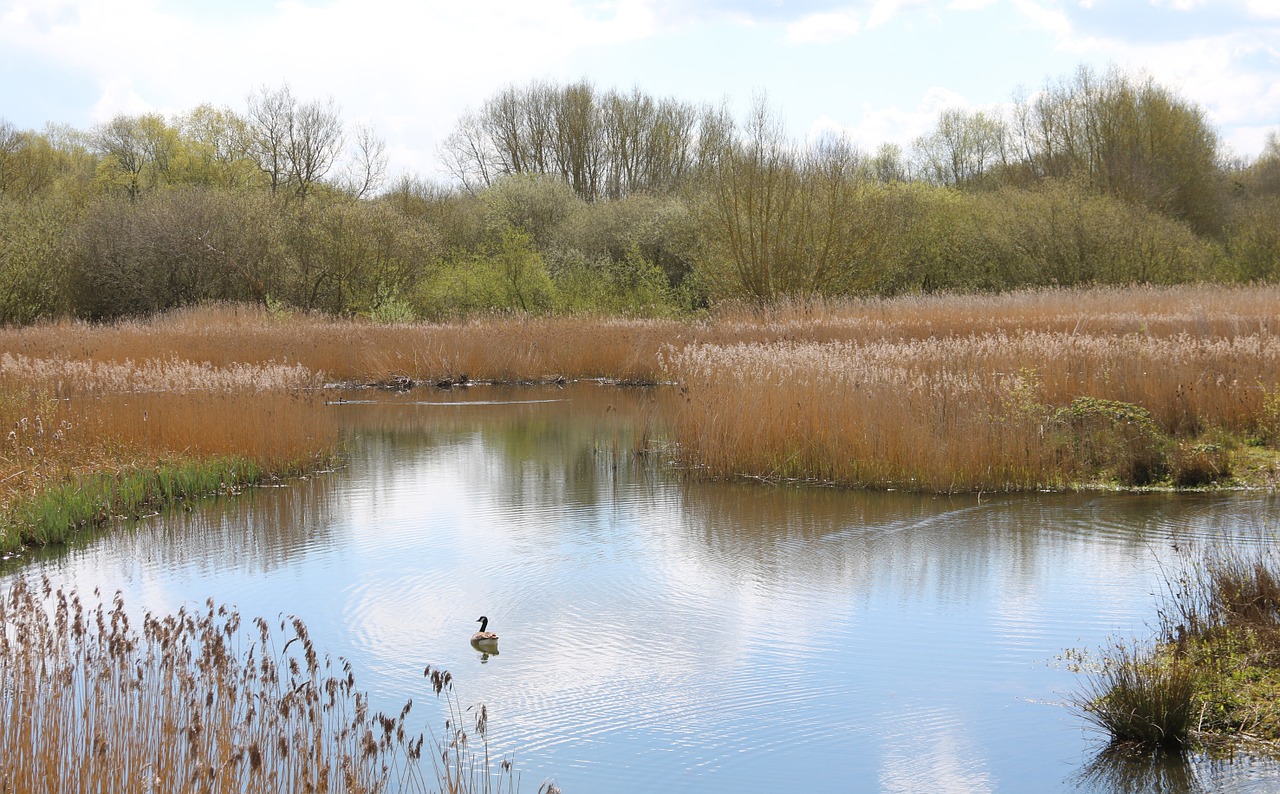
left=0, top=359, right=339, bottom=553
left=0, top=579, right=549, bottom=793
left=1071, top=545, right=1280, bottom=754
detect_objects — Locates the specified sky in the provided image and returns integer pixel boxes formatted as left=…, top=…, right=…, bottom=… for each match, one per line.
left=1, top=0, right=1277, bottom=182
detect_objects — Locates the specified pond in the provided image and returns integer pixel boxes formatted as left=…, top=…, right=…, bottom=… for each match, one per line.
left=4, top=383, right=1280, bottom=792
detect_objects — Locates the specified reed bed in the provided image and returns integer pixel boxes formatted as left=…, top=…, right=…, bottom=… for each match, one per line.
left=0, top=578, right=546, bottom=793
left=0, top=361, right=338, bottom=552
left=3, top=284, right=1275, bottom=387
left=662, top=328, right=1280, bottom=491
left=0, top=305, right=686, bottom=385
left=0, top=284, right=1275, bottom=507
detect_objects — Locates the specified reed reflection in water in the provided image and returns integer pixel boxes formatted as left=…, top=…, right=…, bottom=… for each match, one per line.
left=4, top=383, right=1279, bottom=792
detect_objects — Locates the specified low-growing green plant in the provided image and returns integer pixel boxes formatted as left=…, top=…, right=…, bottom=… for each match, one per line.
left=1, top=457, right=263, bottom=551
left=1070, top=641, right=1197, bottom=752
left=1074, top=544, right=1280, bottom=753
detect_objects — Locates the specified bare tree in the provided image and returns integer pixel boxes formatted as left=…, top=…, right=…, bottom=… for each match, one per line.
left=912, top=108, right=1007, bottom=187
left=440, top=111, right=495, bottom=194
left=246, top=84, right=294, bottom=195
left=287, top=97, right=344, bottom=200
left=440, top=79, right=707, bottom=201
left=344, top=122, right=388, bottom=199
left=246, top=84, right=345, bottom=200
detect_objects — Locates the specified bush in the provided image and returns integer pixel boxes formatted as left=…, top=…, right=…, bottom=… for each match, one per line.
left=0, top=195, right=73, bottom=323
left=480, top=173, right=582, bottom=250
left=1170, top=442, right=1231, bottom=487
left=279, top=198, right=440, bottom=315
left=1226, top=197, right=1280, bottom=282
left=971, top=182, right=1227, bottom=289
left=65, top=189, right=283, bottom=319
left=1053, top=397, right=1170, bottom=486
left=415, top=227, right=556, bottom=318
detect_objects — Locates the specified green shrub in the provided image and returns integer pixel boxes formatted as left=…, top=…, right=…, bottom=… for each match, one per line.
left=0, top=195, right=74, bottom=323
left=1053, top=397, right=1170, bottom=486
left=415, top=227, right=556, bottom=318
left=1170, top=442, right=1231, bottom=487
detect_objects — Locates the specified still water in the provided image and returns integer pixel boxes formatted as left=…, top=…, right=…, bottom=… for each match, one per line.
left=5, top=383, right=1280, bottom=792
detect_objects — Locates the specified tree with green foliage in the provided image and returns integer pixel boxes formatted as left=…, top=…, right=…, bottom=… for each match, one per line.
left=92, top=113, right=180, bottom=200
left=1014, top=66, right=1224, bottom=236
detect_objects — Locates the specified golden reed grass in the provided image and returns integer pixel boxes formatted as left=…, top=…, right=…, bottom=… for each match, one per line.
left=662, top=329, right=1280, bottom=490
left=661, top=286, right=1280, bottom=491
left=0, top=352, right=337, bottom=550
left=3, top=284, right=1276, bottom=385
left=0, top=579, right=546, bottom=793
left=0, top=283, right=1276, bottom=508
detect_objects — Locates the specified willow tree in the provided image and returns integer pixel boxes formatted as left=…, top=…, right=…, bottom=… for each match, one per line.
left=1014, top=66, right=1224, bottom=236
left=696, top=100, right=871, bottom=301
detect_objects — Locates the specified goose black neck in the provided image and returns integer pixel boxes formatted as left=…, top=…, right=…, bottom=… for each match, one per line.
left=478, top=616, right=489, bottom=632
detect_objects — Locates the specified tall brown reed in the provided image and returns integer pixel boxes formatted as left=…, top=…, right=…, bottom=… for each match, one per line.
left=1, top=284, right=1277, bottom=502
left=4, top=285, right=1274, bottom=387
left=0, top=579, right=553, bottom=793
left=0, top=355, right=339, bottom=550
left=663, top=306, right=1280, bottom=491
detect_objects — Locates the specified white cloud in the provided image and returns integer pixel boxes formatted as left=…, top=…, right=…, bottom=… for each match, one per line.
left=1245, top=0, right=1280, bottom=17
left=1008, top=0, right=1074, bottom=37
left=784, top=8, right=862, bottom=43
left=811, top=85, right=983, bottom=152
left=867, top=0, right=928, bottom=28
left=0, top=0, right=664, bottom=176
left=946, top=0, right=999, bottom=9
left=90, top=79, right=150, bottom=122
left=2, top=0, right=1276, bottom=176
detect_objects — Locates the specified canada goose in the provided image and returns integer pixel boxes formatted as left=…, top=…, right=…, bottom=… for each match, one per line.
left=472, top=616, right=499, bottom=644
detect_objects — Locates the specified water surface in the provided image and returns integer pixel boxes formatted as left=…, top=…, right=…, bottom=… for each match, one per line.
left=5, top=384, right=1279, bottom=792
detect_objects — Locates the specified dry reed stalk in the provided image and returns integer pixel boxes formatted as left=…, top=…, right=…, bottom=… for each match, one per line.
left=0, top=285, right=1276, bottom=386
left=663, top=327, right=1280, bottom=491
left=0, top=285, right=1276, bottom=499
left=1, top=389, right=336, bottom=504
left=0, top=579, right=543, bottom=793
left=0, top=306, right=686, bottom=384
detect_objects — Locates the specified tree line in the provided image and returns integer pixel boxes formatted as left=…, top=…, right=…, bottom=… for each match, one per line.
left=0, top=66, right=1277, bottom=324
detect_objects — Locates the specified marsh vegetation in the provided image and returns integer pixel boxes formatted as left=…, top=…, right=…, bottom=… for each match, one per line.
left=0, top=577, right=549, bottom=792
left=1, top=61, right=1279, bottom=789
left=1071, top=544, right=1280, bottom=756
left=3, top=283, right=1278, bottom=553
left=0, top=66, right=1277, bottom=324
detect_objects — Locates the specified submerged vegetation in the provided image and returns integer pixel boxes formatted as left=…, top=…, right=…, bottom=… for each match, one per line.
left=0, top=578, right=550, bottom=793
left=1071, top=544, right=1280, bottom=754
